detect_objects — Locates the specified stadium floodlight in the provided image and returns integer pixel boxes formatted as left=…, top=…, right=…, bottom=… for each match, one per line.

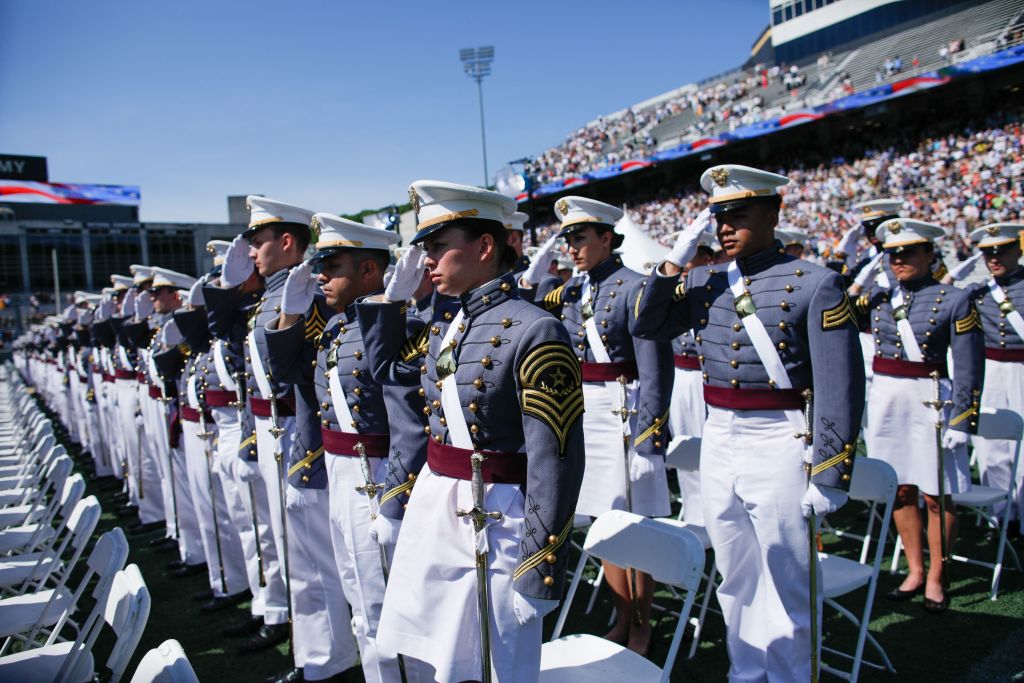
left=460, top=46, right=495, bottom=187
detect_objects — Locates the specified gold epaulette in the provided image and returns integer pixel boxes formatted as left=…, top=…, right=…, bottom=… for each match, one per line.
left=542, top=285, right=565, bottom=311
left=672, top=281, right=686, bottom=303
left=513, top=515, right=573, bottom=582
left=305, top=306, right=327, bottom=342
left=955, top=307, right=980, bottom=334
left=822, top=293, right=856, bottom=330
left=399, top=325, right=430, bottom=362
left=177, top=342, right=192, bottom=357
left=855, top=293, right=870, bottom=314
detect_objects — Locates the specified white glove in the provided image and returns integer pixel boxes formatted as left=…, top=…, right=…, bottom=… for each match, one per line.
left=78, top=308, right=94, bottom=326
left=666, top=209, right=712, bottom=268
left=162, top=320, right=183, bottom=347
left=801, top=483, right=849, bottom=518
left=285, top=485, right=319, bottom=510
left=629, top=453, right=659, bottom=482
left=120, top=290, right=137, bottom=318
left=220, top=235, right=254, bottom=288
left=513, top=592, right=560, bottom=626
left=852, top=251, right=885, bottom=289
left=282, top=261, right=318, bottom=315
left=382, top=265, right=396, bottom=289
left=135, top=291, right=154, bottom=320
left=369, top=513, right=402, bottom=547
left=942, top=429, right=969, bottom=451
left=384, top=245, right=424, bottom=303
left=521, top=235, right=560, bottom=286
left=237, top=458, right=262, bottom=483
left=947, top=253, right=982, bottom=282
left=62, top=305, right=78, bottom=322
left=836, top=225, right=863, bottom=257
left=187, top=279, right=206, bottom=308
left=134, top=413, right=144, bottom=429
left=96, top=297, right=115, bottom=322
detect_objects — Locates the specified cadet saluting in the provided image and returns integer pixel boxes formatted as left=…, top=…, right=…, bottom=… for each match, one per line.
left=630, top=165, right=864, bottom=682
left=357, top=180, right=585, bottom=683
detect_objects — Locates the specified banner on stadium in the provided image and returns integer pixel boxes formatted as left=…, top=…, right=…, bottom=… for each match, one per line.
left=0, top=181, right=141, bottom=206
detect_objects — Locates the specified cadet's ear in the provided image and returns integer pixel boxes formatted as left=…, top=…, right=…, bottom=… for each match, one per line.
left=478, top=232, right=496, bottom=263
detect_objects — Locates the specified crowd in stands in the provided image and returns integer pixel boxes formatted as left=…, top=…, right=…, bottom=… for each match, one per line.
left=525, top=109, right=1024, bottom=265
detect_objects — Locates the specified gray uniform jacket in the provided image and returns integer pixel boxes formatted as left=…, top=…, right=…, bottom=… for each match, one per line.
left=356, top=272, right=586, bottom=600
left=630, top=242, right=865, bottom=491
left=525, top=255, right=674, bottom=456
left=968, top=265, right=1024, bottom=354
left=856, top=274, right=985, bottom=433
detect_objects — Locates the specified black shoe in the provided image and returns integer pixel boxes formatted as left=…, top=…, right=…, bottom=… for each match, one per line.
left=192, top=589, right=215, bottom=602
left=222, top=616, right=264, bottom=638
left=116, top=505, right=139, bottom=518
left=263, top=668, right=302, bottom=683
left=128, top=521, right=164, bottom=536
left=1008, top=520, right=1021, bottom=540
left=200, top=589, right=252, bottom=613
left=885, top=584, right=923, bottom=601
left=148, top=535, right=175, bottom=548
left=169, top=562, right=207, bottom=579
left=238, top=622, right=289, bottom=653
left=166, top=559, right=186, bottom=571
left=923, top=595, right=949, bottom=614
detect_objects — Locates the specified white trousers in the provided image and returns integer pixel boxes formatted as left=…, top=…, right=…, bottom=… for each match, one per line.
left=135, top=392, right=166, bottom=525
left=170, top=438, right=204, bottom=566
left=96, top=379, right=121, bottom=480
left=181, top=419, right=248, bottom=597
left=975, top=359, right=1024, bottom=522
left=114, top=379, right=141, bottom=504
left=254, top=414, right=358, bottom=679
left=211, top=406, right=269, bottom=618
left=701, top=406, right=818, bottom=683
left=669, top=366, right=706, bottom=524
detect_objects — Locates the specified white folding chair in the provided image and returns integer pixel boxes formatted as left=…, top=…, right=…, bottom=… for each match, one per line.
left=129, top=639, right=200, bottom=683
left=819, top=458, right=898, bottom=682
left=953, top=407, right=1024, bottom=600
left=541, top=510, right=705, bottom=683
left=0, top=562, right=151, bottom=683
left=0, top=527, right=128, bottom=653
left=0, top=454, right=72, bottom=528
left=889, top=408, right=1024, bottom=598
left=0, top=434, right=59, bottom=488
left=0, top=473, right=86, bottom=557
left=658, top=435, right=719, bottom=659
left=0, top=496, right=102, bottom=595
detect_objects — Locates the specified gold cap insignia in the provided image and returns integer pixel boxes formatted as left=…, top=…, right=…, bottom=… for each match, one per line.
left=888, top=220, right=902, bottom=234
left=556, top=199, right=570, bottom=217
left=310, top=215, right=321, bottom=233
left=986, top=225, right=1000, bottom=235
left=408, top=188, right=421, bottom=215
left=710, top=167, right=730, bottom=187
left=205, top=244, right=215, bottom=254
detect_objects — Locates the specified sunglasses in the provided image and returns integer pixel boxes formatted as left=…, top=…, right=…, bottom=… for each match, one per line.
left=884, top=243, right=929, bottom=257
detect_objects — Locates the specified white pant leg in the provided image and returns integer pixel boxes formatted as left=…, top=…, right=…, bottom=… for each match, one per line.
left=147, top=399, right=178, bottom=539
left=669, top=367, right=706, bottom=525
left=254, top=415, right=293, bottom=626
left=212, top=406, right=266, bottom=614
left=115, top=380, right=141, bottom=503
left=170, top=439, right=204, bottom=566
left=137, top=394, right=166, bottom=525
left=286, top=488, right=360, bottom=680
left=701, top=406, right=816, bottom=683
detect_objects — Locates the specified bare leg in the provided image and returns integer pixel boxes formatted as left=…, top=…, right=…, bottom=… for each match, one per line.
left=923, top=493, right=957, bottom=602
left=893, top=484, right=925, bottom=591
left=601, top=562, right=655, bottom=655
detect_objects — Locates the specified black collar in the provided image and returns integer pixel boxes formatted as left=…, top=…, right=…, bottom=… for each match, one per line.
left=737, top=241, right=786, bottom=276
left=584, top=254, right=623, bottom=283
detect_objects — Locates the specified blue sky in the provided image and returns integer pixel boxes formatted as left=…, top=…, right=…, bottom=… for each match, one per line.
left=0, top=0, right=768, bottom=222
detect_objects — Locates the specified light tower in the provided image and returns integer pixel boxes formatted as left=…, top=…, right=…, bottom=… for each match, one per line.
left=459, top=46, right=494, bottom=187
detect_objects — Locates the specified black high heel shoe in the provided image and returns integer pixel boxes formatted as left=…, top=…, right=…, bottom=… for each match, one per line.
left=885, top=584, right=923, bottom=601
left=923, top=595, right=949, bottom=614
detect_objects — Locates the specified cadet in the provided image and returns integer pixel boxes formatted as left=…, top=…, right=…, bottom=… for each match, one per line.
left=630, top=165, right=864, bottom=681
left=210, top=197, right=358, bottom=682
left=357, top=180, right=585, bottom=683
left=967, top=223, right=1024, bottom=540
left=520, top=196, right=673, bottom=654
left=858, top=218, right=983, bottom=612
left=265, top=213, right=428, bottom=683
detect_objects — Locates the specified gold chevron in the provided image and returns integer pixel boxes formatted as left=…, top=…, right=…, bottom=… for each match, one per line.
left=542, top=285, right=565, bottom=311
left=513, top=515, right=574, bottom=582
left=304, top=306, right=327, bottom=341
left=518, top=342, right=583, bottom=455
left=399, top=325, right=431, bottom=362
left=955, top=308, right=980, bottom=334
left=822, top=293, right=856, bottom=330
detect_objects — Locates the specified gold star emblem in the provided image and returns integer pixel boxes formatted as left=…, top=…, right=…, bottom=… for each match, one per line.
left=556, top=199, right=570, bottom=216
left=550, top=366, right=567, bottom=388
left=710, top=167, right=729, bottom=187
left=986, top=225, right=999, bottom=235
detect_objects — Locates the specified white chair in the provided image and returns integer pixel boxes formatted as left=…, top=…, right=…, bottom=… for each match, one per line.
left=0, top=473, right=86, bottom=557
left=0, top=527, right=128, bottom=653
left=0, top=496, right=102, bottom=595
left=0, top=563, right=151, bottom=683
left=889, top=408, right=1024, bottom=599
left=0, top=434, right=59, bottom=489
left=129, top=640, right=199, bottom=683
left=819, top=458, right=898, bottom=682
left=541, top=510, right=706, bottom=683
left=954, top=407, right=1024, bottom=600
left=0, top=454, right=72, bottom=528
left=658, top=435, right=719, bottom=659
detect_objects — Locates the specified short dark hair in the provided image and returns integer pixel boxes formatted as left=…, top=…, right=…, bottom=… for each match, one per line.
left=451, top=219, right=516, bottom=272
left=268, top=222, right=311, bottom=251
left=349, top=248, right=390, bottom=274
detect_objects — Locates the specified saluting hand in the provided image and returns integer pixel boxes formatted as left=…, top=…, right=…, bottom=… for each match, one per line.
left=946, top=253, right=982, bottom=283
left=281, top=261, right=318, bottom=316
left=666, top=208, right=712, bottom=269
left=135, top=290, right=155, bottom=320
left=187, top=278, right=206, bottom=308
left=836, top=225, right=863, bottom=257
left=120, top=290, right=137, bottom=318
left=221, top=235, right=254, bottom=288
left=521, top=234, right=560, bottom=287
left=384, top=245, right=425, bottom=304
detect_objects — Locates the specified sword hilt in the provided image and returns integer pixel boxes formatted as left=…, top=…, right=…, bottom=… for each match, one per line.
left=353, top=443, right=383, bottom=498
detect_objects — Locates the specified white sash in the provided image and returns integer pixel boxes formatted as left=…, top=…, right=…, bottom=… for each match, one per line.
left=876, top=263, right=891, bottom=290
left=581, top=276, right=632, bottom=434
left=725, top=261, right=806, bottom=437
left=327, top=367, right=357, bottom=435
left=890, top=287, right=924, bottom=362
left=439, top=309, right=473, bottom=449
left=187, top=375, right=200, bottom=410
left=213, top=340, right=237, bottom=392
left=988, top=279, right=1024, bottom=341
left=246, top=330, right=273, bottom=400
left=117, top=345, right=131, bottom=370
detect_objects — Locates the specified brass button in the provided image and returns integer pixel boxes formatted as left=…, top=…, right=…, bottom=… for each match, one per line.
left=481, top=356, right=492, bottom=367
left=733, top=323, right=742, bottom=331
left=435, top=380, right=443, bottom=389
left=730, top=360, right=739, bottom=368
left=354, top=350, right=363, bottom=360
left=730, top=379, right=739, bottom=387
left=502, top=318, right=512, bottom=328
left=731, top=342, right=740, bottom=350
left=470, top=424, right=479, bottom=434
left=423, top=425, right=431, bottom=434
left=352, top=369, right=361, bottom=378
left=490, top=336, right=501, bottom=347
left=616, top=279, right=623, bottom=285
left=744, top=277, right=751, bottom=286
left=780, top=301, right=790, bottom=311
left=433, top=434, right=441, bottom=443
left=443, top=311, right=453, bottom=321
left=311, top=359, right=317, bottom=368
left=543, top=576, right=555, bottom=587
left=777, top=341, right=787, bottom=350
left=431, top=326, right=440, bottom=335
left=500, top=282, right=511, bottom=292
left=407, top=473, right=417, bottom=482
left=695, top=335, right=702, bottom=343
left=469, top=402, right=478, bottom=412
left=352, top=404, right=360, bottom=413
left=785, top=285, right=794, bottom=293
left=431, top=400, right=441, bottom=410
left=842, top=473, right=851, bottom=482
left=353, top=387, right=361, bottom=396
left=439, top=417, right=447, bottom=426
left=545, top=553, right=557, bottom=565
left=795, top=269, right=804, bottom=276
left=474, top=377, right=484, bottom=389
left=548, top=534, right=558, bottom=544
left=458, top=323, right=466, bottom=332
left=422, top=406, right=431, bottom=415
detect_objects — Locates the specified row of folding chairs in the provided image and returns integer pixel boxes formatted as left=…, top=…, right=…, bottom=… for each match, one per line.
left=559, top=405, right=1021, bottom=682
left=0, top=364, right=200, bottom=683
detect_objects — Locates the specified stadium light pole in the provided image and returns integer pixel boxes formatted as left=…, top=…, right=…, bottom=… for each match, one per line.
left=460, top=46, right=494, bottom=187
